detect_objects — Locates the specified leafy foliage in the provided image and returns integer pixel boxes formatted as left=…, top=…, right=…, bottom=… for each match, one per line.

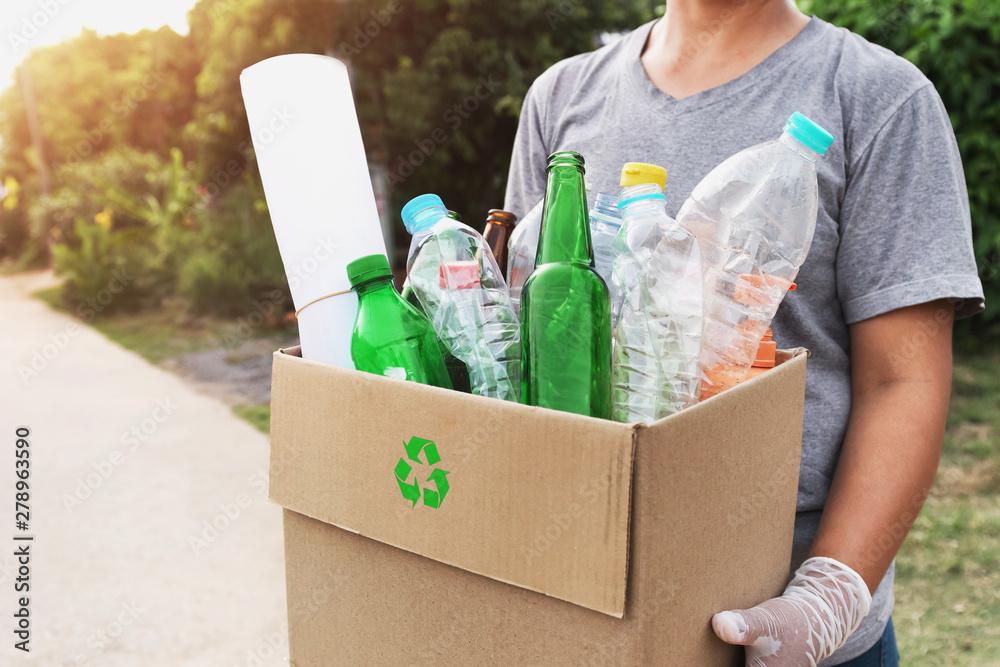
left=801, top=0, right=1000, bottom=319
left=2, top=0, right=994, bottom=327
left=1, top=0, right=658, bottom=311
left=48, top=148, right=198, bottom=312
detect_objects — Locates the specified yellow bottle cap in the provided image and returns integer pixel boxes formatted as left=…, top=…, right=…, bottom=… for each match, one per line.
left=620, top=162, right=668, bottom=190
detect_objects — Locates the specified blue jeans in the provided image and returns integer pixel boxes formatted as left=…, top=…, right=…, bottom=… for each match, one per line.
left=837, top=619, right=900, bottom=667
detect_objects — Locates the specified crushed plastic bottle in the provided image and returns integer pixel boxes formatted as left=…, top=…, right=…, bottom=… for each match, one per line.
left=510, top=194, right=622, bottom=315
left=589, top=193, right=623, bottom=288
left=610, top=163, right=703, bottom=423
left=403, top=194, right=520, bottom=401
left=506, top=199, right=543, bottom=314
left=676, top=112, right=833, bottom=400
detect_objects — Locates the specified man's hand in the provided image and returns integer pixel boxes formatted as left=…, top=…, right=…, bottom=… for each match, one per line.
left=712, top=557, right=871, bottom=666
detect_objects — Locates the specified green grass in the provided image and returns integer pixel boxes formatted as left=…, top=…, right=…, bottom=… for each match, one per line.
left=35, top=285, right=228, bottom=362
left=33, top=285, right=292, bottom=364
left=233, top=404, right=271, bottom=434
left=895, top=351, right=1000, bottom=666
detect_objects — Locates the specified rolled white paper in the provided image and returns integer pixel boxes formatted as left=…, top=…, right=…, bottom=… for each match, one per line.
left=240, top=54, right=387, bottom=367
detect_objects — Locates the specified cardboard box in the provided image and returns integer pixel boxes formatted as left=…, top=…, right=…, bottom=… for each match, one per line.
left=269, top=347, right=807, bottom=666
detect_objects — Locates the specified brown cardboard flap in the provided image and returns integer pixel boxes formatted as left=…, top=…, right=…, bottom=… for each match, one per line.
left=269, top=349, right=635, bottom=617
left=625, top=349, right=807, bottom=664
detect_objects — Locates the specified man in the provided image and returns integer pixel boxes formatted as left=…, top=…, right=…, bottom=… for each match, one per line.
left=504, top=1, right=984, bottom=665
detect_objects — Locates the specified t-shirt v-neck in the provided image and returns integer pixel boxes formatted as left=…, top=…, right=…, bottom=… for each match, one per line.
left=624, top=17, right=826, bottom=116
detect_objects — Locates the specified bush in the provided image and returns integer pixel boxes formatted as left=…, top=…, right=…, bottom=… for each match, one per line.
left=47, top=147, right=200, bottom=312
left=29, top=148, right=165, bottom=247
left=51, top=220, right=155, bottom=316
left=177, top=175, right=289, bottom=316
left=177, top=247, right=249, bottom=315
left=802, top=0, right=1000, bottom=321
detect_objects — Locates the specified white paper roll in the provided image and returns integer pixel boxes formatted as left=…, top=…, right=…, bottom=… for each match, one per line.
left=240, top=54, right=387, bottom=367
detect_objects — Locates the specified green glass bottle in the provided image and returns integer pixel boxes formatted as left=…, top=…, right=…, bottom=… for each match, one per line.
left=347, top=254, right=452, bottom=388
left=520, top=151, right=612, bottom=418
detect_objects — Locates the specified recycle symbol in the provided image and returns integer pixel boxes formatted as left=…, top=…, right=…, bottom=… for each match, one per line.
left=394, top=436, right=450, bottom=509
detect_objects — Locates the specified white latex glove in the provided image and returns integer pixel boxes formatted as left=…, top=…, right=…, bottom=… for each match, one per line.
left=712, top=557, right=872, bottom=667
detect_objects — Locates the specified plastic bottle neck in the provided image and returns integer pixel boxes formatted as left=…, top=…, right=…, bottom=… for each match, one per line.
left=592, top=193, right=622, bottom=226
left=407, top=204, right=449, bottom=234
left=779, top=131, right=820, bottom=163
left=537, top=162, right=593, bottom=266
left=618, top=183, right=667, bottom=217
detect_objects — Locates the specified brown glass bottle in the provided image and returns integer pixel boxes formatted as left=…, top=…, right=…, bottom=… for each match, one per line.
left=482, top=210, right=517, bottom=280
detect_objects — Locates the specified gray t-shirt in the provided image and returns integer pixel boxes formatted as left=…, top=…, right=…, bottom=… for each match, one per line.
left=504, top=17, right=984, bottom=664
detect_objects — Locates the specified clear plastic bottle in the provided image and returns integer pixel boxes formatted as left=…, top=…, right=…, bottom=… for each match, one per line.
left=510, top=195, right=623, bottom=313
left=506, top=199, right=543, bottom=314
left=589, top=193, right=622, bottom=288
left=403, top=194, right=520, bottom=401
left=610, top=164, right=703, bottom=423
left=676, top=112, right=834, bottom=399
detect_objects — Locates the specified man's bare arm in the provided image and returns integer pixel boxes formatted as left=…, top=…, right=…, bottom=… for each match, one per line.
left=810, top=300, right=955, bottom=590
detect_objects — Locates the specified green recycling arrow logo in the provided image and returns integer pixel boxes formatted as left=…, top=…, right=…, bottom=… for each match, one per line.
left=394, top=436, right=450, bottom=509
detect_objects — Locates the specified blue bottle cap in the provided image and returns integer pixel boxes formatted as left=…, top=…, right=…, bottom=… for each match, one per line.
left=401, top=194, right=447, bottom=234
left=784, top=112, right=834, bottom=156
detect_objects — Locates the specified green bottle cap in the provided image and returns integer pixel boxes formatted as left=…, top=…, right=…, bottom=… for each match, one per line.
left=347, top=253, right=392, bottom=288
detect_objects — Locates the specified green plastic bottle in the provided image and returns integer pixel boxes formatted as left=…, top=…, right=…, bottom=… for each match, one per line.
left=520, top=151, right=612, bottom=418
left=347, top=254, right=452, bottom=388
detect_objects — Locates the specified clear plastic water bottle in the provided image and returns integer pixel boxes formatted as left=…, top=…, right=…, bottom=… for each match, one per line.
left=403, top=194, right=520, bottom=401
left=676, top=112, right=834, bottom=400
left=506, top=199, right=543, bottom=315
left=610, top=163, right=703, bottom=423
left=589, top=193, right=622, bottom=288
left=509, top=194, right=621, bottom=314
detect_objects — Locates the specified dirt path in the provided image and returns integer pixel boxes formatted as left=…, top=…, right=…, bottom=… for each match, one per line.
left=0, top=273, right=288, bottom=666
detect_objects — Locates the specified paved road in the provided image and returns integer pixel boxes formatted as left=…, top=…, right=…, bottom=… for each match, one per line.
left=0, top=273, right=288, bottom=666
